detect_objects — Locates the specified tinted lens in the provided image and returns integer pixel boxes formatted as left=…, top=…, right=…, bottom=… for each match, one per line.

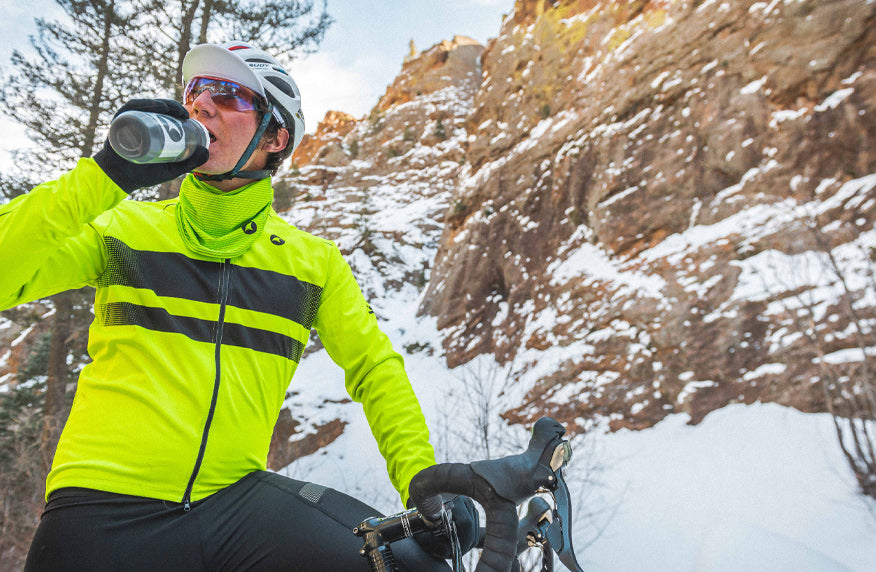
left=184, top=77, right=265, bottom=112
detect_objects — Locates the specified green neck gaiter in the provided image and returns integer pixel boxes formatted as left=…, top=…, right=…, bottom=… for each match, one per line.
left=175, top=175, right=274, bottom=259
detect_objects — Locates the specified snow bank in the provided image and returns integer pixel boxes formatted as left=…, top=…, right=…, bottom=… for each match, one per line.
left=581, top=403, right=876, bottom=571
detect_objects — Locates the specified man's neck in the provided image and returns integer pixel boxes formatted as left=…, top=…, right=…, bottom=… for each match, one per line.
left=211, top=177, right=262, bottom=193
left=194, top=174, right=269, bottom=193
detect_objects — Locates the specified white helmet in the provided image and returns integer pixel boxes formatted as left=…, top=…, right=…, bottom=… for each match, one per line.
left=183, top=41, right=306, bottom=155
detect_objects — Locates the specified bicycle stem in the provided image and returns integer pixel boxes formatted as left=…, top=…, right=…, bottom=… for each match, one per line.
left=354, top=508, right=434, bottom=571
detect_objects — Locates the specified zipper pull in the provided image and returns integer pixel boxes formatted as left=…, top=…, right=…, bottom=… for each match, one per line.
left=183, top=497, right=191, bottom=512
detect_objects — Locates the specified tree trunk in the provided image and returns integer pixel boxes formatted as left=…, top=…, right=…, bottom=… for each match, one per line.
left=176, top=0, right=201, bottom=96
left=198, top=0, right=214, bottom=44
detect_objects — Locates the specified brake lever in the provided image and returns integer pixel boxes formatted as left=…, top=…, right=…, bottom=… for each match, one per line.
left=543, top=455, right=583, bottom=572
left=516, top=428, right=583, bottom=572
left=518, top=496, right=551, bottom=553
left=518, top=496, right=555, bottom=572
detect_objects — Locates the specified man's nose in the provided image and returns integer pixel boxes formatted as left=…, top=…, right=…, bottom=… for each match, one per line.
left=191, top=90, right=217, bottom=115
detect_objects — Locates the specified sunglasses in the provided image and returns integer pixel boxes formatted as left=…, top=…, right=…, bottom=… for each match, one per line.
left=184, top=77, right=267, bottom=112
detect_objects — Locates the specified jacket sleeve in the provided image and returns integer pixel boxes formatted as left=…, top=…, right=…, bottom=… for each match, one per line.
left=0, top=158, right=127, bottom=311
left=313, top=243, right=436, bottom=507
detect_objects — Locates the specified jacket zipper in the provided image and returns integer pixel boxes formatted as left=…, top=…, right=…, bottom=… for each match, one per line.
left=182, top=258, right=232, bottom=511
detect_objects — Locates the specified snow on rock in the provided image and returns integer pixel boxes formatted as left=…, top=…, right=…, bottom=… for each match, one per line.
left=268, top=2, right=876, bottom=568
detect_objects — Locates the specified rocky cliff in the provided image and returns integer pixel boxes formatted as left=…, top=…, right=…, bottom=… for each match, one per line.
left=3, top=0, right=873, bottom=446
left=2, top=2, right=873, bottom=566
left=285, top=0, right=876, bottom=434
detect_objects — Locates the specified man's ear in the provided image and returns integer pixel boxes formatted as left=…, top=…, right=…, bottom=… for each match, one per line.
left=263, top=127, right=290, bottom=153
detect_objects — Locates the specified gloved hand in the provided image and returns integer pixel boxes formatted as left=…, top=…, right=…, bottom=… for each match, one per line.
left=93, top=99, right=209, bottom=193
left=411, top=495, right=480, bottom=560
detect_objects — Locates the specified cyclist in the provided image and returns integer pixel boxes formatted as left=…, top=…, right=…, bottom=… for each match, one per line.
left=2, top=41, right=476, bottom=570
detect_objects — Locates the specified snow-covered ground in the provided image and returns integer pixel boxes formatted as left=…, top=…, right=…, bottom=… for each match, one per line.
left=279, top=298, right=876, bottom=571
left=580, top=403, right=876, bottom=571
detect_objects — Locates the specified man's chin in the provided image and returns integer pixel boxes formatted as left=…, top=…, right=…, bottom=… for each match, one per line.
left=193, top=164, right=227, bottom=177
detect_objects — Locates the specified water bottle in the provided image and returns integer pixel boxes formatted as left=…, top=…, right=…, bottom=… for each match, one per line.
left=108, top=111, right=209, bottom=164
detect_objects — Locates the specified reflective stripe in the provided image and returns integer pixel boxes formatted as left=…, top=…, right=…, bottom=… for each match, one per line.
left=100, top=236, right=321, bottom=329
left=99, top=301, right=306, bottom=362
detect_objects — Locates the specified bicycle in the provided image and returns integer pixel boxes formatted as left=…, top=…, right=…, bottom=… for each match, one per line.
left=354, top=417, right=584, bottom=572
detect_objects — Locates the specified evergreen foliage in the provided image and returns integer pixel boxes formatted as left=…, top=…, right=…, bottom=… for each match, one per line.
left=0, top=0, right=140, bottom=179
left=124, top=0, right=332, bottom=99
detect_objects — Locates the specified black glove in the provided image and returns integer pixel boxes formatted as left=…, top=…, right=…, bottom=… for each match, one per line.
left=93, top=99, right=209, bottom=193
left=411, top=495, right=480, bottom=560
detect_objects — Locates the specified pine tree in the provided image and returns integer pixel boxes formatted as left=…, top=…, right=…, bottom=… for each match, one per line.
left=128, top=0, right=332, bottom=99
left=1, top=0, right=140, bottom=178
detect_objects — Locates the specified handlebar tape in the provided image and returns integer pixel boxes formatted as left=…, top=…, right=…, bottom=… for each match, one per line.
left=409, top=463, right=517, bottom=572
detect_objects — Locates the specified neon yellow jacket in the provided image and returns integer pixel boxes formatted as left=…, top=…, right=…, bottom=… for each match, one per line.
left=0, top=158, right=436, bottom=506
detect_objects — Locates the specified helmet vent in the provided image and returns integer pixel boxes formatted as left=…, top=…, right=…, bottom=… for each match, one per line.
left=266, top=75, right=298, bottom=98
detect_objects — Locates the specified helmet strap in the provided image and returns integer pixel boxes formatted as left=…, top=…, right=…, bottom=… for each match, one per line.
left=196, top=104, right=275, bottom=182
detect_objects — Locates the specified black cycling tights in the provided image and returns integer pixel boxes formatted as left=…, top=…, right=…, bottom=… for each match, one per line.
left=25, top=471, right=451, bottom=571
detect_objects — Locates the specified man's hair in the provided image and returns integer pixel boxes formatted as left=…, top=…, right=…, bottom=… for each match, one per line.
left=261, top=115, right=294, bottom=175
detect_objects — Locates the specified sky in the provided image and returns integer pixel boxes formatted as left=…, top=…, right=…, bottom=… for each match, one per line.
left=293, top=0, right=512, bottom=124
left=0, top=0, right=512, bottom=169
